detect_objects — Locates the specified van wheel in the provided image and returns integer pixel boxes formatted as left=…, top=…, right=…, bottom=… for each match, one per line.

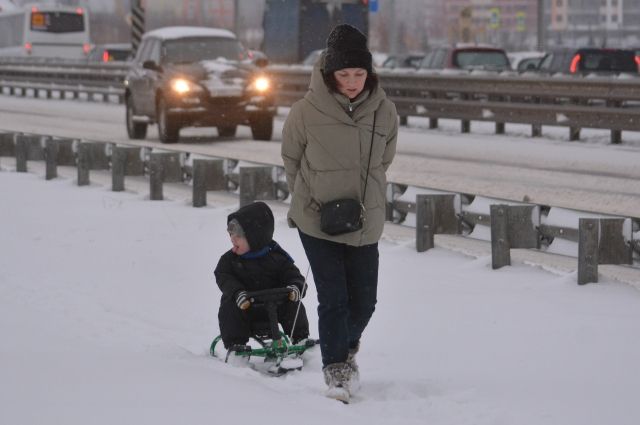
left=250, top=114, right=273, bottom=141
left=217, top=125, right=237, bottom=137
left=157, top=97, right=179, bottom=143
left=126, top=96, right=147, bottom=139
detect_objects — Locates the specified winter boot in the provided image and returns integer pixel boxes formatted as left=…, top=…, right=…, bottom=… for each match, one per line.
left=346, top=343, right=360, bottom=393
left=323, top=362, right=352, bottom=403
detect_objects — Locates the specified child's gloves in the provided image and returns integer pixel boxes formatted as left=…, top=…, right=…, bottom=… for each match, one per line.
left=235, top=290, right=250, bottom=310
left=287, top=285, right=300, bottom=302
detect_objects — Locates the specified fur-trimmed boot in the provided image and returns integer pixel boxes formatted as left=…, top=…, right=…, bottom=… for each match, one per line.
left=323, top=362, right=352, bottom=403
left=346, top=343, right=360, bottom=393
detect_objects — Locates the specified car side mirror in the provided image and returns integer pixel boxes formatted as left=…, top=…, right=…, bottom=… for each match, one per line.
left=254, top=57, right=269, bottom=68
left=143, top=60, right=161, bottom=72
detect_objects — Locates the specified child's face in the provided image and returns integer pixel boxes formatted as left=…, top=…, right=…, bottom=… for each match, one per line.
left=229, top=232, right=250, bottom=255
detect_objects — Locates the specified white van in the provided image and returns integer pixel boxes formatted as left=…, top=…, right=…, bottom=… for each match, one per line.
left=0, top=3, right=91, bottom=59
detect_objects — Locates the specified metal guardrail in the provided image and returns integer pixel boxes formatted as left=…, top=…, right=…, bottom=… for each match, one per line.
left=1, top=129, right=637, bottom=285
left=2, top=58, right=640, bottom=143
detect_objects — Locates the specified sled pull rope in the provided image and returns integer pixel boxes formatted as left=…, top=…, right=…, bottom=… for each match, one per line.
left=287, top=263, right=311, bottom=350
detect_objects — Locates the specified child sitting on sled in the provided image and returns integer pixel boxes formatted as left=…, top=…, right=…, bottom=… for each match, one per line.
left=214, top=201, right=310, bottom=350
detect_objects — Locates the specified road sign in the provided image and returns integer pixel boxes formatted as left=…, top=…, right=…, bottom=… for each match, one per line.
left=370, top=0, right=378, bottom=13
left=489, top=7, right=500, bottom=30
left=516, top=11, right=526, bottom=32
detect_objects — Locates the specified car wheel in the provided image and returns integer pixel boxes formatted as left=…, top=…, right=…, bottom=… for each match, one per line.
left=126, top=96, right=147, bottom=139
left=250, top=114, right=273, bottom=141
left=217, top=125, right=237, bottom=137
left=157, top=97, right=180, bottom=144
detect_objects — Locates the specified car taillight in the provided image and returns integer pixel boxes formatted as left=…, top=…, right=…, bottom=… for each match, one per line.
left=102, top=51, right=110, bottom=62
left=569, top=54, right=581, bottom=73
left=635, top=56, right=640, bottom=72
left=76, top=7, right=84, bottom=15
left=24, top=42, right=32, bottom=54
left=83, top=43, right=91, bottom=54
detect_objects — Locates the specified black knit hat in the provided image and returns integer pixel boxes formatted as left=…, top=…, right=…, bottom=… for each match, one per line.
left=227, top=201, right=274, bottom=252
left=323, top=24, right=372, bottom=75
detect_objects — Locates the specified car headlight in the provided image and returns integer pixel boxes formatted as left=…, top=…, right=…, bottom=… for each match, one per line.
left=249, top=76, right=270, bottom=93
left=170, top=78, right=202, bottom=94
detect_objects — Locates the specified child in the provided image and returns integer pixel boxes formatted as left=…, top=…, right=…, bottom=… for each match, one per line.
left=214, top=201, right=310, bottom=349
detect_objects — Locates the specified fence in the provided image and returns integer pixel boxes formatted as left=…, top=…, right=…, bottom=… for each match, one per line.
left=1, top=129, right=638, bottom=285
left=2, top=58, right=640, bottom=143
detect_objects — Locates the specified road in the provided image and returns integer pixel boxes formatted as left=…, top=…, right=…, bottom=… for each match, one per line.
left=0, top=95, right=639, bottom=218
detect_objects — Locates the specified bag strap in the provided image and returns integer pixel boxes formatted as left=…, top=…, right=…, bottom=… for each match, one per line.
left=361, top=110, right=377, bottom=205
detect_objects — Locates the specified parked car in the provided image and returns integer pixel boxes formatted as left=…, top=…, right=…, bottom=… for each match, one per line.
left=124, top=26, right=276, bottom=143
left=87, top=43, right=132, bottom=62
left=381, top=53, right=424, bottom=70
left=537, top=47, right=639, bottom=75
left=419, top=45, right=511, bottom=71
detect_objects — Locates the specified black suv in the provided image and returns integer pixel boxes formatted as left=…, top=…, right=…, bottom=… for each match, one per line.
left=537, top=47, right=639, bottom=75
left=124, top=26, right=275, bottom=143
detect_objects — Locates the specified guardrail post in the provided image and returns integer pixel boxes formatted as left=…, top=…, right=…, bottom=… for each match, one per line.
left=399, top=116, right=408, bottom=126
left=416, top=195, right=435, bottom=252
left=191, top=158, right=225, bottom=207
left=149, top=153, right=164, bottom=200
left=192, top=160, right=208, bottom=207
left=42, top=136, right=58, bottom=180
left=239, top=166, right=275, bottom=208
left=0, top=132, right=15, bottom=157
left=578, top=218, right=599, bottom=285
left=532, top=124, right=542, bottom=137
left=506, top=205, right=541, bottom=249
left=14, top=133, right=28, bottom=172
left=490, top=204, right=540, bottom=269
left=415, top=194, right=460, bottom=252
left=610, top=130, right=621, bottom=144
left=111, top=146, right=127, bottom=192
left=490, top=204, right=511, bottom=269
left=607, top=101, right=622, bottom=144
left=569, top=127, right=580, bottom=141
left=77, top=142, right=91, bottom=186
left=429, top=117, right=438, bottom=129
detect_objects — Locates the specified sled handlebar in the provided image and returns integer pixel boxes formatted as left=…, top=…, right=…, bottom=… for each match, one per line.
left=246, top=287, right=291, bottom=306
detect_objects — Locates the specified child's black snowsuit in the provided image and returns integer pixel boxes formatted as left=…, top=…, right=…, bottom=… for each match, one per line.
left=214, top=202, right=309, bottom=349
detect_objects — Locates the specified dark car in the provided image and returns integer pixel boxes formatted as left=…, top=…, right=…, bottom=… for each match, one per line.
left=537, top=47, right=639, bottom=75
left=124, top=26, right=275, bottom=143
left=88, top=43, right=132, bottom=62
left=419, top=45, right=511, bottom=71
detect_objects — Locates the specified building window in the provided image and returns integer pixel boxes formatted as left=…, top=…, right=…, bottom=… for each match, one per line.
left=612, top=14, right=618, bottom=22
left=557, top=0, right=563, bottom=6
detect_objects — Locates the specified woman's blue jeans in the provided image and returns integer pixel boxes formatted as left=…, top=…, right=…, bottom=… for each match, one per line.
left=298, top=231, right=379, bottom=367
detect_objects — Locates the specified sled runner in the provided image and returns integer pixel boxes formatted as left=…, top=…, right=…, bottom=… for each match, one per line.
left=210, top=287, right=318, bottom=376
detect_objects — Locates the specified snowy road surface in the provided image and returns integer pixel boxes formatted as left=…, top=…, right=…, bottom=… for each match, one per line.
left=0, top=95, right=639, bottom=217
left=1, top=170, right=640, bottom=425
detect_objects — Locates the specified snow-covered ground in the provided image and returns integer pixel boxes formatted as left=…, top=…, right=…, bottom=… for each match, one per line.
left=2, top=168, right=640, bottom=425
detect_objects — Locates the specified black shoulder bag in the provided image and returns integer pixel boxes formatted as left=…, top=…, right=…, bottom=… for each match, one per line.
left=320, top=111, right=377, bottom=236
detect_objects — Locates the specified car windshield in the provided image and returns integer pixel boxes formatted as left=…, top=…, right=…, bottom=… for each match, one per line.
left=454, top=51, right=509, bottom=69
left=580, top=50, right=637, bottom=73
left=162, top=37, right=246, bottom=63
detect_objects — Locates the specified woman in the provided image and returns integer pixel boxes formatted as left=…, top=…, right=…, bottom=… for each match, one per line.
left=281, top=24, right=398, bottom=402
